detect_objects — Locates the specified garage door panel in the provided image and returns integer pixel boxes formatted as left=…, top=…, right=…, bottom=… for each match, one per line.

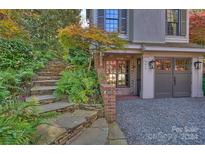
left=173, top=73, right=191, bottom=97
left=155, top=73, right=172, bottom=98
left=155, top=58, right=191, bottom=98
left=173, top=58, right=191, bottom=97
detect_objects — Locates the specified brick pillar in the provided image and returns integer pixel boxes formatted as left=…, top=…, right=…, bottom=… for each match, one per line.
left=101, top=84, right=116, bottom=123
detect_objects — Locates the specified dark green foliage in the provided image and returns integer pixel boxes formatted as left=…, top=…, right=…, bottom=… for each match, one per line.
left=17, top=69, right=34, bottom=83
left=0, top=38, right=33, bottom=70
left=55, top=48, right=101, bottom=104
left=0, top=38, right=56, bottom=102
left=0, top=71, right=20, bottom=97
left=0, top=84, right=10, bottom=102
left=56, top=68, right=100, bottom=104
left=67, top=48, right=90, bottom=67
left=0, top=99, right=55, bottom=145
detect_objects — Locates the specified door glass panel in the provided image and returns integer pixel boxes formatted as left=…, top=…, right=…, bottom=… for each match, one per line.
left=175, top=59, right=191, bottom=71
left=105, top=60, right=129, bottom=87
left=156, top=59, right=172, bottom=71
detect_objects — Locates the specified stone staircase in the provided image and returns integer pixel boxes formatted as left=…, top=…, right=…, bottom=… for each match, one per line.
left=28, top=59, right=109, bottom=145
left=27, top=60, right=75, bottom=113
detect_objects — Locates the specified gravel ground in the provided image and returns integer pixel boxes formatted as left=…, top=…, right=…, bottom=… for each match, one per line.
left=117, top=97, right=205, bottom=145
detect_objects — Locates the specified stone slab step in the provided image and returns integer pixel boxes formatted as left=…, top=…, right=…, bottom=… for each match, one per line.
left=26, top=95, right=58, bottom=104
left=34, top=109, right=99, bottom=145
left=45, top=65, right=66, bottom=69
left=48, top=61, right=65, bottom=65
left=37, top=72, right=61, bottom=76
left=54, top=110, right=98, bottom=129
left=33, top=80, right=58, bottom=86
left=34, top=124, right=67, bottom=145
left=36, top=76, right=60, bottom=80
left=31, top=86, right=56, bottom=95
left=39, top=101, right=75, bottom=113
left=39, top=69, right=62, bottom=73
left=67, top=118, right=108, bottom=145
left=107, top=122, right=128, bottom=145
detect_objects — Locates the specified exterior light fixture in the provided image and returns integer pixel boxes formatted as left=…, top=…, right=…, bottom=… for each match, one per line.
left=149, top=60, right=156, bottom=69
left=194, top=61, right=202, bottom=69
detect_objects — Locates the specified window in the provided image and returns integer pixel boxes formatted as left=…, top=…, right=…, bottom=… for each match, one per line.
left=105, top=60, right=130, bottom=87
left=175, top=59, right=191, bottom=72
left=166, top=10, right=187, bottom=36
left=105, top=10, right=119, bottom=32
left=166, top=10, right=180, bottom=35
left=156, top=59, right=172, bottom=71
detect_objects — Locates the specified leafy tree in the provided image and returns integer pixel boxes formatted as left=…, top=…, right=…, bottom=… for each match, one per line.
left=0, top=10, right=29, bottom=39
left=11, top=10, right=81, bottom=50
left=190, top=11, right=205, bottom=45
left=58, top=24, right=126, bottom=69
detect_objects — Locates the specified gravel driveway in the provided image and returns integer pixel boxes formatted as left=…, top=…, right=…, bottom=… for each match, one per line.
left=117, top=97, right=205, bottom=145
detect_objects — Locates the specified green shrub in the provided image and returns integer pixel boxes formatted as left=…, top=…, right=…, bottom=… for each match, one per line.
left=0, top=71, right=20, bottom=96
left=0, top=84, right=10, bottom=102
left=55, top=68, right=101, bottom=104
left=0, top=38, right=56, bottom=101
left=0, top=99, right=55, bottom=145
left=17, top=69, right=34, bottom=83
left=67, top=48, right=90, bottom=67
left=0, top=38, right=33, bottom=70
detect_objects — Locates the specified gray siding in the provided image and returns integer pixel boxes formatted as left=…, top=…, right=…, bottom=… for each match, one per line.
left=128, top=9, right=166, bottom=43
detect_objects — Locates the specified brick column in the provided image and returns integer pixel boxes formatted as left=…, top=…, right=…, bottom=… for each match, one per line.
left=101, top=84, right=116, bottom=123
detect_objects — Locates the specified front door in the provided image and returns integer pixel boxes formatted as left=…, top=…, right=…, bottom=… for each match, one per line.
left=155, top=58, right=192, bottom=98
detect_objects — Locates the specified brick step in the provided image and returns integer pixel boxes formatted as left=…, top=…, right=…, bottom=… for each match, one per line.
left=31, top=86, right=56, bottom=95
left=34, top=110, right=99, bottom=144
left=39, top=101, right=75, bottom=113
left=26, top=94, right=59, bottom=104
left=33, top=80, right=58, bottom=86
left=67, top=118, right=108, bottom=145
left=37, top=72, right=61, bottom=76
left=36, top=76, right=61, bottom=80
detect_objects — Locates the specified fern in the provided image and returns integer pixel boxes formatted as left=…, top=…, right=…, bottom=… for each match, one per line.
left=0, top=99, right=56, bottom=145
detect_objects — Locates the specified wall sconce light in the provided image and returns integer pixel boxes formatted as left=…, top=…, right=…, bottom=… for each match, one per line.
left=194, top=61, right=202, bottom=69
left=149, top=60, right=156, bottom=69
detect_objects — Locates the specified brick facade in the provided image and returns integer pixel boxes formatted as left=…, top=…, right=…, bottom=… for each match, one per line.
left=100, top=84, right=116, bottom=123
left=95, top=53, right=116, bottom=122
left=94, top=53, right=140, bottom=122
left=103, top=54, right=138, bottom=96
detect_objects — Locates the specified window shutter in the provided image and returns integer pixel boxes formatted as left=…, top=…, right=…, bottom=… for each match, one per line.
left=97, top=10, right=104, bottom=30
left=120, top=9, right=127, bottom=34
left=181, top=10, right=187, bottom=36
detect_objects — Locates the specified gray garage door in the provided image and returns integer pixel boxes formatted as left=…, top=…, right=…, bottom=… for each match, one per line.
left=155, top=58, right=191, bottom=98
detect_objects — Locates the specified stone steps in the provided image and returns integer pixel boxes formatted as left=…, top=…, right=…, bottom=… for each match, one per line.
left=33, top=80, right=58, bottom=86
left=39, top=101, right=76, bottom=113
left=44, top=65, right=65, bottom=70
left=36, top=76, right=61, bottom=80
left=34, top=110, right=100, bottom=144
left=26, top=94, right=58, bottom=104
left=31, top=86, right=56, bottom=95
left=37, top=72, right=61, bottom=76
left=30, top=60, right=107, bottom=145
left=67, top=118, right=108, bottom=145
left=39, top=69, right=62, bottom=74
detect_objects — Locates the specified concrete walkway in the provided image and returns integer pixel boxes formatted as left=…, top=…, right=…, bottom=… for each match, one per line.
left=117, top=97, right=205, bottom=145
